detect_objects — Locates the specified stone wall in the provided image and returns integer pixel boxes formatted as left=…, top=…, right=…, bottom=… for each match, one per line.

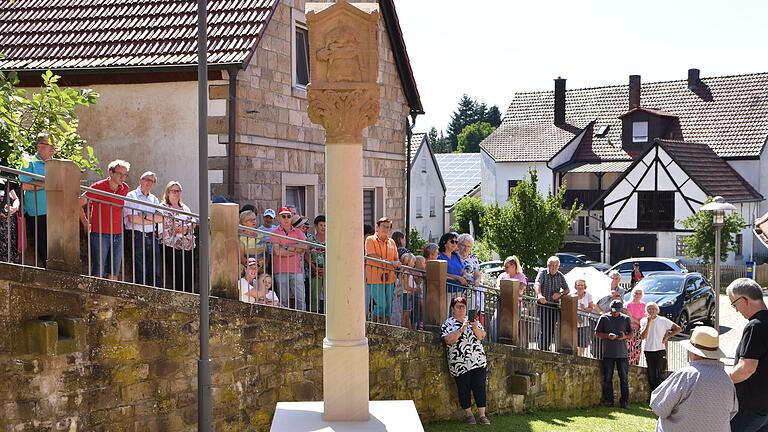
left=209, top=0, right=410, bottom=228
left=0, top=263, right=649, bottom=431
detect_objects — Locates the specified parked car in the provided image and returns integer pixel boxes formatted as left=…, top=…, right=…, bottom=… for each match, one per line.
left=556, top=252, right=610, bottom=274
left=623, top=272, right=715, bottom=332
left=479, top=260, right=503, bottom=273
left=607, top=257, right=688, bottom=285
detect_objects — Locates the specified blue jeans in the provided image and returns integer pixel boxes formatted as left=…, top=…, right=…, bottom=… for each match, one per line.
left=601, top=357, right=629, bottom=405
left=275, top=273, right=305, bottom=311
left=128, top=230, right=160, bottom=286
left=732, top=409, right=768, bottom=432
left=90, top=232, right=123, bottom=278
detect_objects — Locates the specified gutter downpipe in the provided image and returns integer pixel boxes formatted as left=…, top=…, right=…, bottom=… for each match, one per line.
left=227, top=67, right=238, bottom=198
left=196, top=0, right=212, bottom=429
left=405, top=115, right=415, bottom=247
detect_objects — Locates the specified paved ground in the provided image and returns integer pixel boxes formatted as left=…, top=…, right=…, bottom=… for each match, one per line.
left=718, top=293, right=748, bottom=364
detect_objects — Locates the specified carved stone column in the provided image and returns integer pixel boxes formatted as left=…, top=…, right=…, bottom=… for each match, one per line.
left=209, top=203, right=240, bottom=299
left=306, top=1, right=380, bottom=422
left=45, top=159, right=80, bottom=272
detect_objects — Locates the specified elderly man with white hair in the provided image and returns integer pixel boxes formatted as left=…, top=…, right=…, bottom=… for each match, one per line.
left=650, top=325, right=738, bottom=431
left=727, top=278, right=768, bottom=432
left=533, top=255, right=570, bottom=351
left=124, top=171, right=165, bottom=286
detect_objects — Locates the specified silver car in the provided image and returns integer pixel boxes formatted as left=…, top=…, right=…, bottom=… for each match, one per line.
left=606, top=257, right=688, bottom=285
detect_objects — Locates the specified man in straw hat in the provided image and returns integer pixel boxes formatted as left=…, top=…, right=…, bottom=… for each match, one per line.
left=650, top=325, right=738, bottom=431
left=727, top=277, right=768, bottom=432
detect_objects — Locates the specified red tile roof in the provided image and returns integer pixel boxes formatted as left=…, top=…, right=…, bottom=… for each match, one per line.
left=657, top=139, right=763, bottom=203
left=0, top=0, right=279, bottom=70
left=482, top=73, right=768, bottom=162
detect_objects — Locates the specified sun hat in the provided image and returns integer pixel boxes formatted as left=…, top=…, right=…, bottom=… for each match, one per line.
left=291, top=214, right=308, bottom=228
left=263, top=208, right=276, bottom=218
left=680, top=326, right=725, bottom=359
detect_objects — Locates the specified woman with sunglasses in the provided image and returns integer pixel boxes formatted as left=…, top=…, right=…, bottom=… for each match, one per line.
left=160, top=181, right=196, bottom=291
left=438, top=232, right=466, bottom=293
left=441, top=296, right=490, bottom=425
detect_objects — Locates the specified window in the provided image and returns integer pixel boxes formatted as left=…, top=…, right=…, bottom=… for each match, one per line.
left=363, top=189, right=376, bottom=227
left=632, top=121, right=648, bottom=143
left=676, top=235, right=689, bottom=256
left=294, top=25, right=310, bottom=87
left=285, top=186, right=306, bottom=215
left=429, top=195, right=436, bottom=217
left=577, top=215, right=590, bottom=236
left=558, top=254, right=577, bottom=264
left=735, top=233, right=743, bottom=257
left=507, top=180, right=520, bottom=200
left=414, top=196, right=424, bottom=217
left=420, top=155, right=427, bottom=173
left=639, top=262, right=674, bottom=273
left=637, top=191, right=674, bottom=229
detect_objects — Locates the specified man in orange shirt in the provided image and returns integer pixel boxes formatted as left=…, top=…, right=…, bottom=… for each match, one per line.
left=365, top=217, right=401, bottom=323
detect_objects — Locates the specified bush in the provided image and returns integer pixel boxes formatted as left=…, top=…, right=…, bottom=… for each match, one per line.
left=452, top=197, right=485, bottom=239
left=472, top=238, right=495, bottom=263
left=408, top=228, right=427, bottom=255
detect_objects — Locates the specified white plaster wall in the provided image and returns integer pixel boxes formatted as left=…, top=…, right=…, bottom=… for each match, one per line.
left=730, top=156, right=767, bottom=215
left=480, top=150, right=496, bottom=204
left=76, top=81, right=207, bottom=212
left=409, top=145, right=446, bottom=242
left=486, top=161, right=552, bottom=204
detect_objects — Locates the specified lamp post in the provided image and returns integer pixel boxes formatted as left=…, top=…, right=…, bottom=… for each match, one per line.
left=700, top=196, right=736, bottom=331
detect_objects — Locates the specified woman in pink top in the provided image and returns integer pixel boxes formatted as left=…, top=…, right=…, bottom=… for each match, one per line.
left=497, top=255, right=528, bottom=292
left=626, top=288, right=647, bottom=365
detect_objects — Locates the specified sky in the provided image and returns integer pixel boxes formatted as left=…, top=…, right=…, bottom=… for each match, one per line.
left=394, top=0, right=768, bottom=135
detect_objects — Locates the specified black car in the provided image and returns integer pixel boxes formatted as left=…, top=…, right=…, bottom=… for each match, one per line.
left=624, top=272, right=715, bottom=332
left=556, top=252, right=610, bottom=274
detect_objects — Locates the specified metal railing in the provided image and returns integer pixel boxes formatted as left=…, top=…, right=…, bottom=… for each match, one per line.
left=79, top=184, right=199, bottom=292
left=1, top=165, right=46, bottom=268
left=576, top=309, right=604, bottom=359
left=519, top=294, right=561, bottom=352
left=364, top=255, right=425, bottom=328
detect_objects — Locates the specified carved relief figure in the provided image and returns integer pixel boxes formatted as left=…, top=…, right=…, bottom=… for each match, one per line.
left=316, top=25, right=364, bottom=82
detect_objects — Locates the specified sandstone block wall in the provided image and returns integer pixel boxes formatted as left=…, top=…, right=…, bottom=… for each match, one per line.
left=0, top=263, right=648, bottom=431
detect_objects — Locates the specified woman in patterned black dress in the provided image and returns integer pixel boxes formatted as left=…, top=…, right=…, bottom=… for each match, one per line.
left=442, top=296, right=491, bottom=425
left=0, top=178, right=20, bottom=264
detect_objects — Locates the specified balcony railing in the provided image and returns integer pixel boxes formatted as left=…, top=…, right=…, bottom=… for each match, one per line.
left=563, top=189, right=603, bottom=210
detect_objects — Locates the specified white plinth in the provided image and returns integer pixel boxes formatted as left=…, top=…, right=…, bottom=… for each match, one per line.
left=270, top=400, right=424, bottom=432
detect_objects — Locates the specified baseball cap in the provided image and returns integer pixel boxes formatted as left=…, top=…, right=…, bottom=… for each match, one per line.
left=610, top=300, right=623, bottom=312
left=263, top=208, right=276, bottom=218
left=246, top=257, right=258, bottom=267
left=278, top=207, right=292, bottom=216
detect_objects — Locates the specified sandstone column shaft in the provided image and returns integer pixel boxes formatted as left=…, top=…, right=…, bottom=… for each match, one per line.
left=209, top=203, right=239, bottom=299
left=45, top=159, right=80, bottom=272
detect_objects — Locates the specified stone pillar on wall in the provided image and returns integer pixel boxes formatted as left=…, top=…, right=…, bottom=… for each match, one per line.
left=498, top=279, right=520, bottom=346
left=559, top=294, right=578, bottom=355
left=305, top=1, right=381, bottom=422
left=45, top=159, right=80, bottom=272
left=424, top=260, right=447, bottom=331
left=209, top=203, right=239, bottom=299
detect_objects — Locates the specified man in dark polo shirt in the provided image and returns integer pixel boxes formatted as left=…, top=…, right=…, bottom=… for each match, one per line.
left=595, top=299, right=632, bottom=408
left=533, top=255, right=570, bottom=351
left=727, top=278, right=768, bottom=431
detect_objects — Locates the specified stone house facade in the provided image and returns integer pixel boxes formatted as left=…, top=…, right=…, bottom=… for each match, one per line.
left=0, top=0, right=423, bottom=229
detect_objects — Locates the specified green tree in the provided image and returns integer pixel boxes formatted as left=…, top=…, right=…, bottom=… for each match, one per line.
left=457, top=121, right=494, bottom=153
left=1, top=66, right=99, bottom=171
left=484, top=105, right=502, bottom=127
left=452, top=197, right=486, bottom=240
left=446, top=95, right=480, bottom=151
left=481, top=169, right=581, bottom=280
left=679, top=197, right=746, bottom=262
left=408, top=228, right=427, bottom=255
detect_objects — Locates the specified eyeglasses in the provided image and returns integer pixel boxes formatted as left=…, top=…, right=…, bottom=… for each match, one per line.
left=113, top=171, right=128, bottom=178
left=448, top=239, right=457, bottom=244
left=169, top=189, right=181, bottom=193
left=731, top=296, right=745, bottom=308
left=280, top=214, right=292, bottom=219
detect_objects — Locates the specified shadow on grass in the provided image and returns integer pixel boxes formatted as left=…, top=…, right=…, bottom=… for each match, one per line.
left=424, top=405, right=657, bottom=432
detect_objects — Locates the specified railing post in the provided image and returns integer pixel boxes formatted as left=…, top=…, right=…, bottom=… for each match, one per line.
left=209, top=203, right=239, bottom=299
left=424, top=260, right=447, bottom=331
left=559, top=294, right=578, bottom=355
left=45, top=159, right=80, bottom=272
left=498, top=279, right=519, bottom=346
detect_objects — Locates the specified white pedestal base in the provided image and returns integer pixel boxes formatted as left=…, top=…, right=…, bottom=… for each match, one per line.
left=270, top=400, right=423, bottom=432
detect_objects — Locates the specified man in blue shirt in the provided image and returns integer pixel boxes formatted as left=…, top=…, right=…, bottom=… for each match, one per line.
left=19, top=133, right=55, bottom=267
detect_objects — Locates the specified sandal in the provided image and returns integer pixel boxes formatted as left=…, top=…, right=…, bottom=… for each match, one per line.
left=466, top=415, right=477, bottom=425
left=478, top=416, right=491, bottom=425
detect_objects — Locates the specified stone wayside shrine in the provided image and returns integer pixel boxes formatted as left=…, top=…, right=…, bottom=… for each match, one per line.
left=270, top=1, right=423, bottom=430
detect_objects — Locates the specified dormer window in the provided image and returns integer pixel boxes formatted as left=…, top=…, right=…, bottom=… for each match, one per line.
left=632, top=121, right=648, bottom=142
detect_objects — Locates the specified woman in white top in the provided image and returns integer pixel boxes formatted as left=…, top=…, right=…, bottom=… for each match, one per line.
left=640, top=302, right=682, bottom=392
left=238, top=257, right=260, bottom=303
left=573, top=279, right=595, bottom=356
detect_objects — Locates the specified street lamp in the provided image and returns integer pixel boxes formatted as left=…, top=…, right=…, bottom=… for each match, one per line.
left=700, top=196, right=736, bottom=331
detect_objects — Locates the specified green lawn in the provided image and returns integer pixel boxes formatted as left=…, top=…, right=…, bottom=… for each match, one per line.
left=424, top=405, right=657, bottom=432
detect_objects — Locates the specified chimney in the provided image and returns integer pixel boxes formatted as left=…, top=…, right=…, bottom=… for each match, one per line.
left=688, top=68, right=700, bottom=89
left=554, top=77, right=566, bottom=126
left=629, top=75, right=641, bottom=110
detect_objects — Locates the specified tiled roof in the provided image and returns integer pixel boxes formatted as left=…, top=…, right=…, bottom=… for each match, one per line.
left=408, top=133, right=426, bottom=163
left=557, top=161, right=633, bottom=173
left=482, top=73, right=768, bottom=162
left=0, top=0, right=279, bottom=70
left=435, top=153, right=481, bottom=207
left=657, top=139, right=763, bottom=203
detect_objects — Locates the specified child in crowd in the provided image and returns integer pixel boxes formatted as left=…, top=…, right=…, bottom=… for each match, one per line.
left=238, top=257, right=260, bottom=303
left=256, top=273, right=280, bottom=306
left=399, top=253, right=418, bottom=329
left=413, top=255, right=426, bottom=330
